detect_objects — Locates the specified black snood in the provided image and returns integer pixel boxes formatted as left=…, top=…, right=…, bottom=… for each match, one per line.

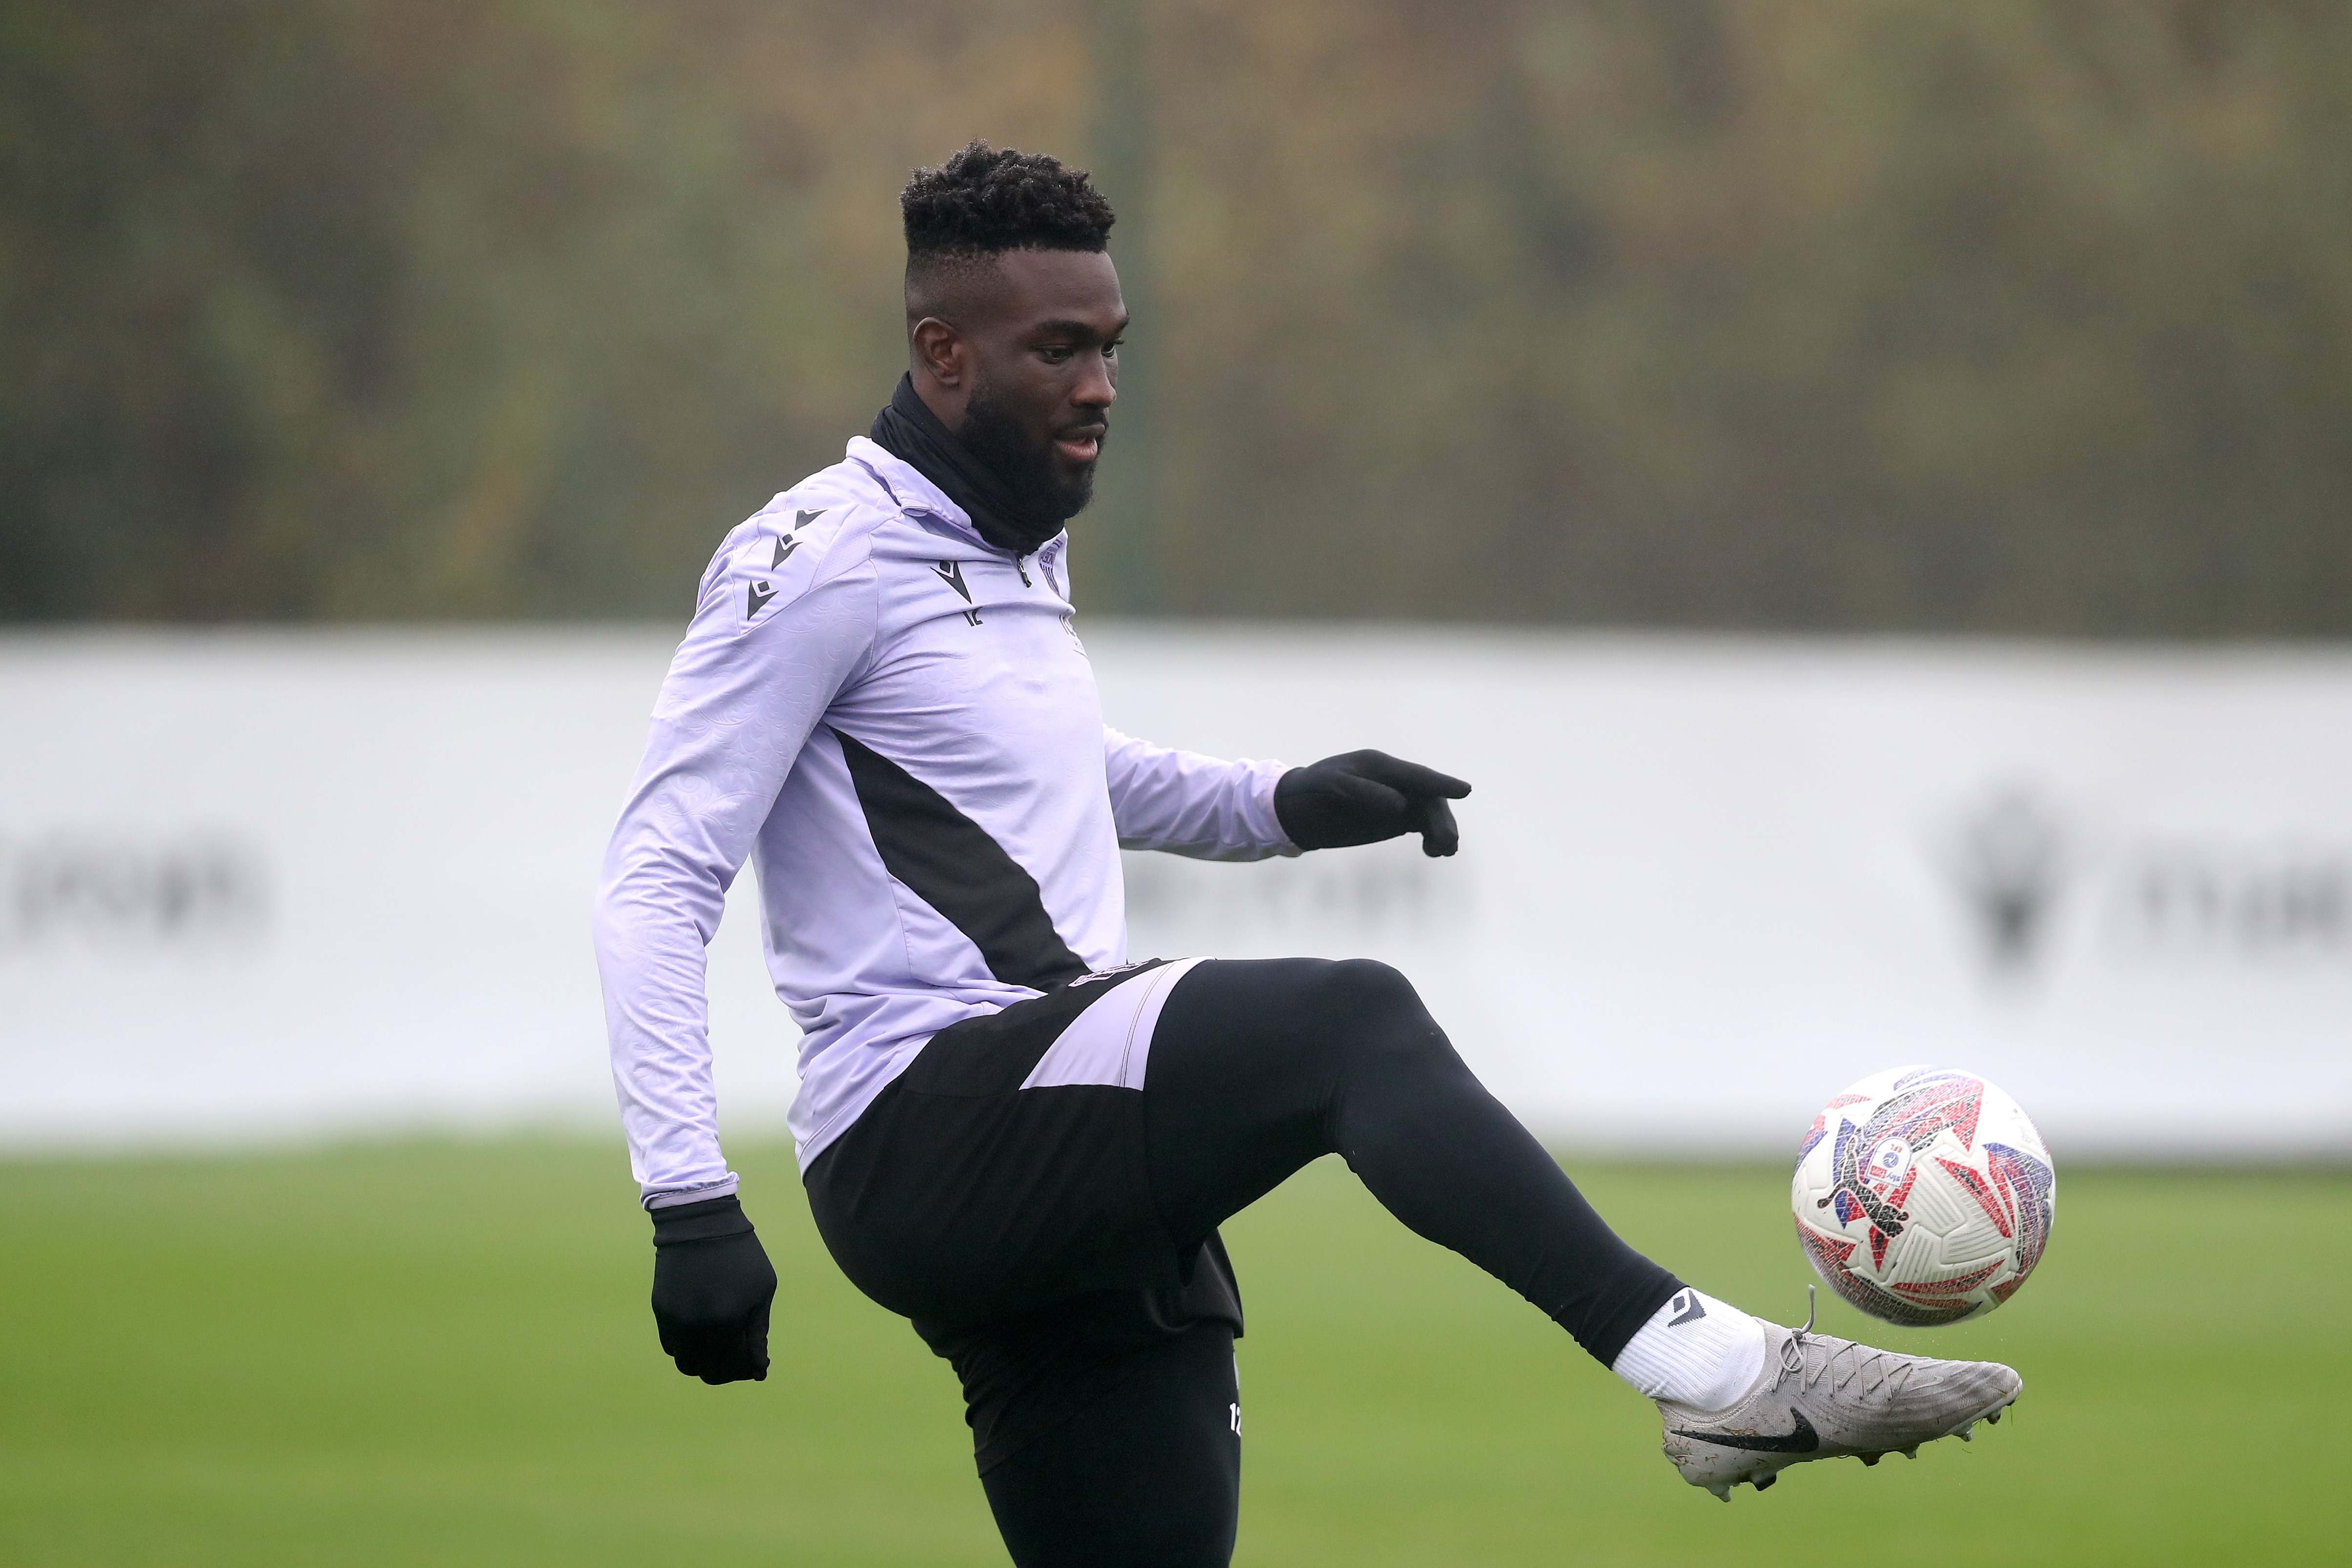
left=868, top=373, right=1069, bottom=556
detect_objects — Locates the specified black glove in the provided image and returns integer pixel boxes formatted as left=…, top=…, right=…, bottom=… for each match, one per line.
left=1274, top=749, right=1472, bottom=857
left=649, top=1195, right=776, bottom=1385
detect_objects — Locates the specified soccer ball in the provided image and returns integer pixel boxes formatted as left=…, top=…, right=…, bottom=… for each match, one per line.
left=1791, top=1066, right=2056, bottom=1327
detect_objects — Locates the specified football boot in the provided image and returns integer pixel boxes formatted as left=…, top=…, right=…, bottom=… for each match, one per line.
left=1656, top=1294, right=2020, bottom=1499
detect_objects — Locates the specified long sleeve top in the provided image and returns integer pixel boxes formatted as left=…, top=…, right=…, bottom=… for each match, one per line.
left=593, top=438, right=1295, bottom=1205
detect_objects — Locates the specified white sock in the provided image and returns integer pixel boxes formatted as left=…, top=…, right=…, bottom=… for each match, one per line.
left=1611, top=1287, right=1768, bottom=1412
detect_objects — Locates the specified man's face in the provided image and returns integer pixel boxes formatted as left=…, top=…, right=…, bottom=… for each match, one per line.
left=929, top=249, right=1125, bottom=517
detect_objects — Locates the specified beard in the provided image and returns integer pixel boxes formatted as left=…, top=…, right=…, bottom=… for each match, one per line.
left=959, top=374, right=1102, bottom=523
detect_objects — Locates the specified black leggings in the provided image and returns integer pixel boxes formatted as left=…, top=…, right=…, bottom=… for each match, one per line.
left=807, top=957, right=1679, bottom=1567
left=977, top=1320, right=1241, bottom=1568
left=1145, top=958, right=1677, bottom=1359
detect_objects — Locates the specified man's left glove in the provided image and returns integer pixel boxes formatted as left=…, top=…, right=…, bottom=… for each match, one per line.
left=649, top=1195, right=776, bottom=1385
left=1275, top=749, right=1472, bottom=857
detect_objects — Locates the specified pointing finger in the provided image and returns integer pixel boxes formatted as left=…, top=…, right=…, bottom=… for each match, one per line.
left=1353, top=751, right=1472, bottom=801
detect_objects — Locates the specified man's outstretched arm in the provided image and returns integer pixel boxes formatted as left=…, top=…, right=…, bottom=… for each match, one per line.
left=593, top=504, right=874, bottom=1382
left=1102, top=726, right=1295, bottom=860
left=1103, top=730, right=1470, bottom=860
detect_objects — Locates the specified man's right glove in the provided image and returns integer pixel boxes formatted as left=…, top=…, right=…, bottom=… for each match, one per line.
left=649, top=1195, right=777, bottom=1385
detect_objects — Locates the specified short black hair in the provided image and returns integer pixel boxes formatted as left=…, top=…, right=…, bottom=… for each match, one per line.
left=901, top=141, right=1115, bottom=261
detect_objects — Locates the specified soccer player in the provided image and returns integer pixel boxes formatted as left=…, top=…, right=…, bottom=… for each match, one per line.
left=595, top=141, right=2021, bottom=1567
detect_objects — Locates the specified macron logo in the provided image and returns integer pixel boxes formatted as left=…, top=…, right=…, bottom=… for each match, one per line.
left=932, top=560, right=982, bottom=626
left=763, top=507, right=826, bottom=572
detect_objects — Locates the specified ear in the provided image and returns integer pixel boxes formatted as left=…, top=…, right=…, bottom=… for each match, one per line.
left=911, top=317, right=967, bottom=389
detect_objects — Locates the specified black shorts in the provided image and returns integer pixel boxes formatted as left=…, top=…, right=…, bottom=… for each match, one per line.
left=804, top=959, right=1241, bottom=1473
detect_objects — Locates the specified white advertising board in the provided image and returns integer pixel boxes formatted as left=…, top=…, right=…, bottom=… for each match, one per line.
left=2, top=627, right=2347, bottom=1158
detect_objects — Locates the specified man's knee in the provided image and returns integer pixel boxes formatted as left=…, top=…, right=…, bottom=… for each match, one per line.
left=1312, top=958, right=1424, bottom=1018
left=1310, top=959, right=1455, bottom=1069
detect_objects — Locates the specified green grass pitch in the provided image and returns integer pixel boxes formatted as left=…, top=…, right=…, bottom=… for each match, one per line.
left=0, top=1140, right=2342, bottom=1566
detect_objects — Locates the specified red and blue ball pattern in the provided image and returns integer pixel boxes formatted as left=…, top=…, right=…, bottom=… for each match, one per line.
left=1793, top=1067, right=2056, bottom=1326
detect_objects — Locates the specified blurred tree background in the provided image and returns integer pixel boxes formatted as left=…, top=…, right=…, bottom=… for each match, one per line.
left=3, top=0, right=2347, bottom=632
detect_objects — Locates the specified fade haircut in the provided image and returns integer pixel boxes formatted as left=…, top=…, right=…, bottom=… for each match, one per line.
left=901, top=141, right=1116, bottom=327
